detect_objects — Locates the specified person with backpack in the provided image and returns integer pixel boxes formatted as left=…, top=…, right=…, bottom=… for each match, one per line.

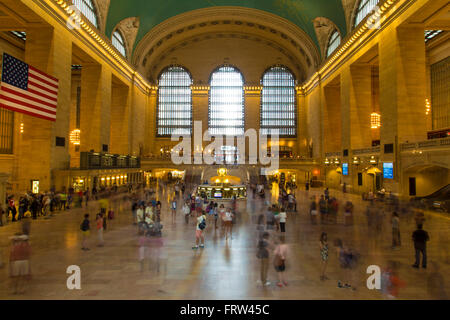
left=193, top=210, right=206, bottom=249
left=80, top=214, right=90, bottom=251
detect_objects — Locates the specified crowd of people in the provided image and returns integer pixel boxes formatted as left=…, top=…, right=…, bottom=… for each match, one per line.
left=0, top=177, right=444, bottom=299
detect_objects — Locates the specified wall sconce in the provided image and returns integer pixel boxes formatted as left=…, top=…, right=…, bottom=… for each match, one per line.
left=353, top=156, right=360, bottom=165
left=425, top=99, right=431, bottom=115
left=20, top=123, right=24, bottom=134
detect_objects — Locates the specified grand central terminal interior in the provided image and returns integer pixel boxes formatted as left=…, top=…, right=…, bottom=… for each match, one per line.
left=0, top=0, right=448, bottom=301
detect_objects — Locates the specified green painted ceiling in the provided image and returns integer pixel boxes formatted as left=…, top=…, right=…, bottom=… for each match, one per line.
left=105, top=0, right=347, bottom=53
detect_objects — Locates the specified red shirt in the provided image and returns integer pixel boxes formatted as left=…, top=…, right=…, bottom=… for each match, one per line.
left=10, top=242, right=31, bottom=261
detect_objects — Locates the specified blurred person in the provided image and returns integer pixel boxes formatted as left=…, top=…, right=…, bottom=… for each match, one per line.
left=427, top=261, right=448, bottom=299
left=319, top=195, right=328, bottom=224
left=412, top=224, right=429, bottom=269
left=381, top=261, right=406, bottom=299
left=183, top=201, right=191, bottom=224
left=334, top=238, right=358, bottom=290
left=273, top=235, right=288, bottom=287
left=320, top=232, right=329, bottom=281
left=96, top=213, right=104, bottom=247
left=256, top=232, right=272, bottom=286
left=391, top=212, right=401, bottom=249
left=80, top=214, right=90, bottom=251
left=279, top=207, right=287, bottom=233
left=171, top=198, right=177, bottom=223
left=138, top=230, right=147, bottom=273
left=9, top=234, right=31, bottom=294
left=193, top=210, right=206, bottom=249
left=224, top=208, right=234, bottom=241
left=310, top=196, right=318, bottom=225
left=344, top=201, right=354, bottom=226
left=265, top=206, right=275, bottom=231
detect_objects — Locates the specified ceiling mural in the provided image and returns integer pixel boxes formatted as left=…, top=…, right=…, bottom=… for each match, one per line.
left=105, top=0, right=348, bottom=54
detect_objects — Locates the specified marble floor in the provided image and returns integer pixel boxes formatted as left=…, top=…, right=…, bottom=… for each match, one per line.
left=0, top=186, right=449, bottom=300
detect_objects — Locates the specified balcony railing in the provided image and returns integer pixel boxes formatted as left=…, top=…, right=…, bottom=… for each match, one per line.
left=352, top=146, right=381, bottom=156
left=400, top=137, right=450, bottom=152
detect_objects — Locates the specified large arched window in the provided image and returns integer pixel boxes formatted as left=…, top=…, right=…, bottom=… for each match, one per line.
left=157, top=66, right=193, bottom=137
left=354, top=0, right=379, bottom=28
left=260, top=66, right=296, bottom=137
left=209, top=66, right=245, bottom=136
left=73, top=0, right=98, bottom=28
left=326, top=30, right=341, bottom=57
left=112, top=30, right=126, bottom=57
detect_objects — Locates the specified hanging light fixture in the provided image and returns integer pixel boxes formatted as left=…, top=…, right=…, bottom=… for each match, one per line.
left=69, top=129, right=81, bottom=145
left=371, top=113, right=381, bottom=129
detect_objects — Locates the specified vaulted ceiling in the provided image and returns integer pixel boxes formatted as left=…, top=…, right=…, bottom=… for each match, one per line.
left=105, top=0, right=348, bottom=52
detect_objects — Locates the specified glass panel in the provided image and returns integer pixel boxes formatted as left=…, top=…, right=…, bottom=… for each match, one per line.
left=326, top=30, right=341, bottom=57
left=209, top=66, right=245, bottom=136
left=10, top=31, right=26, bottom=41
left=260, top=66, right=296, bottom=137
left=72, top=0, right=98, bottom=28
left=112, top=31, right=126, bottom=57
left=157, top=66, right=193, bottom=136
left=354, top=0, right=379, bottom=28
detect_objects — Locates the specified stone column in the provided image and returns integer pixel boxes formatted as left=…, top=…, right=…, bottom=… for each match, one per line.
left=379, top=25, right=427, bottom=192
left=110, top=82, right=130, bottom=155
left=80, top=64, right=112, bottom=153
left=0, top=173, right=9, bottom=211
left=341, top=65, right=373, bottom=151
left=17, top=26, right=72, bottom=192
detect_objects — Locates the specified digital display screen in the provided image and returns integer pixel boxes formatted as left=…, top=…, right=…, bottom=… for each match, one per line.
left=214, top=192, right=223, bottom=198
left=383, top=162, right=394, bottom=179
left=342, top=163, right=348, bottom=176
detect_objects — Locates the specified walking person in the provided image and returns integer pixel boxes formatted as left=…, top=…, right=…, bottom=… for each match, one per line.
left=80, top=214, right=90, bottom=251
left=273, top=236, right=288, bottom=287
left=9, top=234, right=31, bottom=295
left=279, top=207, right=287, bottom=233
left=412, top=224, right=429, bottom=269
left=344, top=201, right=354, bottom=226
left=171, top=198, right=177, bottom=224
left=310, top=196, right=318, bottom=225
left=320, top=232, right=329, bottom=281
left=192, top=210, right=206, bottom=250
left=319, top=195, right=327, bottom=225
left=334, top=238, right=358, bottom=290
left=96, top=213, right=104, bottom=247
left=391, top=212, right=401, bottom=249
left=183, top=201, right=191, bottom=224
left=224, top=208, right=234, bottom=241
left=256, top=232, right=271, bottom=286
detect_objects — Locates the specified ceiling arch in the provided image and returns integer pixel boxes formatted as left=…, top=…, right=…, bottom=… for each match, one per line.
left=105, top=0, right=347, bottom=52
left=133, top=7, right=321, bottom=82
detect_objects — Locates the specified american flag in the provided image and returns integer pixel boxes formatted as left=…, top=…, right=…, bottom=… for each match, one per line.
left=0, top=53, right=58, bottom=122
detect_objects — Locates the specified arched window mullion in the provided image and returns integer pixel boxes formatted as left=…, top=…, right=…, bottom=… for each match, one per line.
left=353, top=0, right=379, bottom=28
left=209, top=66, right=245, bottom=136
left=157, top=66, right=193, bottom=137
left=73, top=0, right=98, bottom=28
left=112, top=30, right=127, bottom=57
left=326, top=30, right=341, bottom=57
left=260, top=66, right=296, bottom=137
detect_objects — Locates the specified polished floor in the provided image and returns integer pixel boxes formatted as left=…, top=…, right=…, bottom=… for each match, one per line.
left=0, top=185, right=449, bottom=300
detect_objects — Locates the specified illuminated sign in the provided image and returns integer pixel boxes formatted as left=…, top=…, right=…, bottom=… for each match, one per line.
left=342, top=163, right=349, bottom=176
left=383, top=162, right=394, bottom=179
left=31, top=180, right=39, bottom=194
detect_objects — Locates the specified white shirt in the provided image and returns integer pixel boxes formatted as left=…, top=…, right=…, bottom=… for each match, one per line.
left=279, top=211, right=287, bottom=223
left=224, top=211, right=233, bottom=221
left=137, top=208, right=144, bottom=223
